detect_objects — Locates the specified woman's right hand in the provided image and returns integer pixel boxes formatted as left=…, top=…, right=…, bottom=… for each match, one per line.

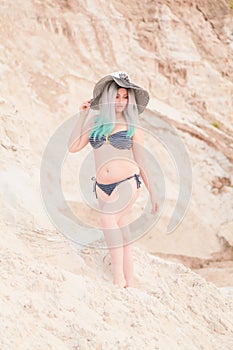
left=79, top=99, right=93, bottom=113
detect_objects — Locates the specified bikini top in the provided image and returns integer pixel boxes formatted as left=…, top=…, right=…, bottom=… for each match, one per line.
left=89, top=130, right=133, bottom=150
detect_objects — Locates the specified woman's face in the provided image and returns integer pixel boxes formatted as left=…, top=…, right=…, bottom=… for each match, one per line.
left=115, top=88, right=128, bottom=113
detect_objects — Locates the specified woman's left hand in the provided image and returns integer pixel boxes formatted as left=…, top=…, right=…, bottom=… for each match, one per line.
left=150, top=192, right=159, bottom=215
left=150, top=200, right=159, bottom=215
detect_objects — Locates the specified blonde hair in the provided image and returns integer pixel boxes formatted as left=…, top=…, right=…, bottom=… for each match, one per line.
left=90, top=81, right=139, bottom=141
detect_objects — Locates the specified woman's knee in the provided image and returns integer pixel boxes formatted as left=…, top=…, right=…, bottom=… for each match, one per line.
left=99, top=213, right=119, bottom=229
left=117, top=214, right=128, bottom=227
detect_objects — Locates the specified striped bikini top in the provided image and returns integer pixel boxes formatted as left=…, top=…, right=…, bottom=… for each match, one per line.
left=89, top=130, right=133, bottom=150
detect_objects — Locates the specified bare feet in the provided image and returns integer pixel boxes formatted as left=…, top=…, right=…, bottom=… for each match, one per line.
left=113, top=275, right=126, bottom=288
left=113, top=280, right=136, bottom=288
left=125, top=281, right=135, bottom=288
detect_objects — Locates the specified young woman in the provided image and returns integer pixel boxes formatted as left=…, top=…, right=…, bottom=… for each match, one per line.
left=68, top=72, right=158, bottom=288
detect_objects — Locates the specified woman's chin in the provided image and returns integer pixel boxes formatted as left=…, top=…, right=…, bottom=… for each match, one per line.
left=115, top=107, right=125, bottom=113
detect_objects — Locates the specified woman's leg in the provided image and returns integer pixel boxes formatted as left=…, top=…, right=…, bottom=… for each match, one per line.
left=118, top=216, right=134, bottom=287
left=97, top=176, right=140, bottom=288
left=99, top=214, right=126, bottom=288
left=117, top=178, right=141, bottom=287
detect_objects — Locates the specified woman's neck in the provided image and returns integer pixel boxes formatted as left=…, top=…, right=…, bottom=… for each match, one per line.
left=115, top=112, right=126, bottom=123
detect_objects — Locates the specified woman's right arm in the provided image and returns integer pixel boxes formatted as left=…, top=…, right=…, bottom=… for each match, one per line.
left=68, top=99, right=92, bottom=153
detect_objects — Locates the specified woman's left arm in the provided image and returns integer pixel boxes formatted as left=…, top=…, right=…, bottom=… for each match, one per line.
left=132, top=127, right=158, bottom=214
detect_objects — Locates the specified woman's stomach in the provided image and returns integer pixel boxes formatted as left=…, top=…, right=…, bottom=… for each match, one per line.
left=95, top=158, right=140, bottom=184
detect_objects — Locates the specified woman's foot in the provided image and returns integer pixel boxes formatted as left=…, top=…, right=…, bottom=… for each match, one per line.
left=113, top=275, right=126, bottom=288
left=124, top=278, right=135, bottom=288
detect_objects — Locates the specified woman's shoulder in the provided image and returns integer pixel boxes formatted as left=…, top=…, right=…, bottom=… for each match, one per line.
left=132, top=126, right=144, bottom=141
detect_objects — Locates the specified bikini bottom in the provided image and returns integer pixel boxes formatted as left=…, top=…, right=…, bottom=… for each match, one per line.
left=91, top=174, right=142, bottom=199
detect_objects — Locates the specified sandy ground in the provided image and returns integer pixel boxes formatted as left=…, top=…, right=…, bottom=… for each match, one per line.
left=1, top=222, right=233, bottom=350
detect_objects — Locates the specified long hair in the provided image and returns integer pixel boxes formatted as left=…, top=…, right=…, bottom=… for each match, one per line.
left=89, top=81, right=139, bottom=141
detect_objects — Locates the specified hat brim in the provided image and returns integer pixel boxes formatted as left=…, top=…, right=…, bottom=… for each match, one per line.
left=90, top=75, right=149, bottom=114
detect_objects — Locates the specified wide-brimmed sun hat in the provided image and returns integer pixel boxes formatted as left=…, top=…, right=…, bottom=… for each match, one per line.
left=90, top=71, right=150, bottom=114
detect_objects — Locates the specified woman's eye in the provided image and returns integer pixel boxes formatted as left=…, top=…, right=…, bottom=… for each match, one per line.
left=116, top=96, right=128, bottom=99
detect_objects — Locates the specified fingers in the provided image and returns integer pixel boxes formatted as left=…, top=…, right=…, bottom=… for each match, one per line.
left=82, top=102, right=90, bottom=109
left=79, top=99, right=93, bottom=112
left=150, top=203, right=158, bottom=214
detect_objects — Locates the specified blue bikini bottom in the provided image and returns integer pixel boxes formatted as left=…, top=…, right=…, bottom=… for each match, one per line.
left=91, top=174, right=142, bottom=199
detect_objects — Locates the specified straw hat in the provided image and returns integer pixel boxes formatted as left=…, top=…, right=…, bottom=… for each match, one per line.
left=90, top=71, right=150, bottom=114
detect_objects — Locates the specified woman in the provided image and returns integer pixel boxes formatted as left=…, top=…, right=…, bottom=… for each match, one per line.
left=68, top=72, right=158, bottom=288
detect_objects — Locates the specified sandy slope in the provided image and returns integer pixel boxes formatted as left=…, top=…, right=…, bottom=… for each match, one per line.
left=1, top=223, right=233, bottom=350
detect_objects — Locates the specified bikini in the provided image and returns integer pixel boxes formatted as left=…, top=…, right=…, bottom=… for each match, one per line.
left=89, top=130, right=142, bottom=198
